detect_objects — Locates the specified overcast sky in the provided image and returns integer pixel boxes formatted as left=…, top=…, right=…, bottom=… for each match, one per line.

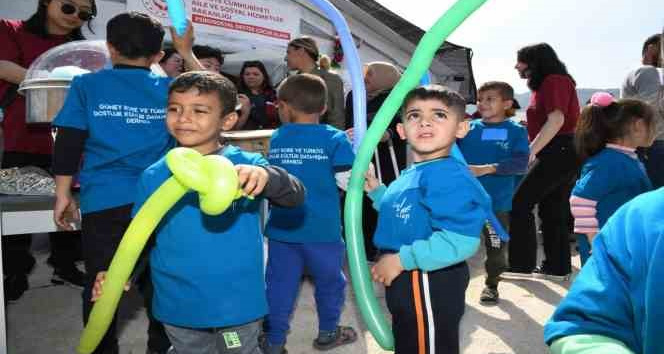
left=376, top=0, right=663, bottom=94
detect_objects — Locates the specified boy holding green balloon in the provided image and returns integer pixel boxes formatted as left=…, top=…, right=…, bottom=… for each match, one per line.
left=93, top=71, right=305, bottom=354
left=365, top=85, right=491, bottom=354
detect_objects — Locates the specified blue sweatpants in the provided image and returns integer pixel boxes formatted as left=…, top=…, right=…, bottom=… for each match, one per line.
left=264, top=239, right=346, bottom=346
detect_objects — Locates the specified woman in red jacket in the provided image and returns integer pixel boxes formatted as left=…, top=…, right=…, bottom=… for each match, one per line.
left=0, top=0, right=97, bottom=301
left=504, top=43, right=580, bottom=281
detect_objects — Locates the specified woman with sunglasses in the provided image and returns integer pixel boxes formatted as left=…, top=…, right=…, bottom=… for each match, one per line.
left=0, top=0, right=96, bottom=302
left=235, top=60, right=280, bottom=130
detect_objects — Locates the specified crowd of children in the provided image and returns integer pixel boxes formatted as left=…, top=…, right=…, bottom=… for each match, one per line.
left=0, top=4, right=658, bottom=354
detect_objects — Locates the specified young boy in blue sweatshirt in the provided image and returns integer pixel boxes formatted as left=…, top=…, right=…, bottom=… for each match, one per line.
left=544, top=187, right=664, bottom=354
left=94, top=71, right=305, bottom=354
left=262, top=74, right=357, bottom=354
left=52, top=12, right=203, bottom=354
left=365, top=85, right=491, bottom=354
left=458, top=81, right=529, bottom=304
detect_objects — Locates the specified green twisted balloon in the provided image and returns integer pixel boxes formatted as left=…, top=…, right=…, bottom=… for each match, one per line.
left=78, top=147, right=245, bottom=354
left=343, top=0, right=488, bottom=350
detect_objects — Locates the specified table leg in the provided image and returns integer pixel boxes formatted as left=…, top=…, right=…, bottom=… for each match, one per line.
left=0, top=206, right=7, bottom=354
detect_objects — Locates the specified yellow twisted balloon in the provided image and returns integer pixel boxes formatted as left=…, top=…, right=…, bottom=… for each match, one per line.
left=78, top=147, right=245, bottom=354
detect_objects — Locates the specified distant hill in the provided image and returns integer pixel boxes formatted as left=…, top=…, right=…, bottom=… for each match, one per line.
left=514, top=88, right=620, bottom=109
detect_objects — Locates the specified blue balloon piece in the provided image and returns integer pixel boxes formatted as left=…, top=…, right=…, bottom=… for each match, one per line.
left=451, top=143, right=510, bottom=241
left=166, top=0, right=188, bottom=36
left=308, top=0, right=366, bottom=151
left=419, top=71, right=431, bottom=85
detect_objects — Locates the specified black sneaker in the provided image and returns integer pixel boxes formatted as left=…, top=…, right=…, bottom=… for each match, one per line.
left=501, top=267, right=533, bottom=279
left=532, top=266, right=570, bottom=282
left=52, top=266, right=86, bottom=288
left=479, top=287, right=499, bottom=304
left=4, top=274, right=29, bottom=303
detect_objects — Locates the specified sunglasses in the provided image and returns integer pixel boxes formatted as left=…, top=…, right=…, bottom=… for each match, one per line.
left=59, top=1, right=94, bottom=21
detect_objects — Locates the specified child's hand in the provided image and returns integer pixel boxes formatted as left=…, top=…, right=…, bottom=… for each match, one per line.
left=53, top=192, right=80, bottom=231
left=364, top=163, right=380, bottom=192
left=371, top=254, right=404, bottom=286
left=170, top=20, right=195, bottom=54
left=345, top=128, right=354, bottom=142
left=235, top=165, right=269, bottom=197
left=91, top=271, right=131, bottom=302
left=170, top=21, right=205, bottom=71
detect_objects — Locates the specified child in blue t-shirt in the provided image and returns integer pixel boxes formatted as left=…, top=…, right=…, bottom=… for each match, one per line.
left=458, top=81, right=529, bottom=304
left=365, top=85, right=491, bottom=354
left=93, top=71, right=305, bottom=354
left=570, top=92, right=654, bottom=265
left=544, top=187, right=664, bottom=354
left=51, top=12, right=203, bottom=353
left=262, top=74, right=356, bottom=354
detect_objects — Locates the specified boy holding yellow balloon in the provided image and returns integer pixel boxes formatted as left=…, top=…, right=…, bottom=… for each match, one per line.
left=93, top=71, right=305, bottom=354
left=52, top=11, right=204, bottom=353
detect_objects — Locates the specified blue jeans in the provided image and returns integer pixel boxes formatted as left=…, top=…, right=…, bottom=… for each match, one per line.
left=164, top=320, right=262, bottom=354
left=264, top=240, right=346, bottom=346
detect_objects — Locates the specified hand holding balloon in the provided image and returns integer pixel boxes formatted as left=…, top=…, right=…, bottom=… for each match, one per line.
left=235, top=165, right=269, bottom=198
left=78, top=148, right=247, bottom=354
left=90, top=272, right=130, bottom=302
left=371, top=254, right=403, bottom=287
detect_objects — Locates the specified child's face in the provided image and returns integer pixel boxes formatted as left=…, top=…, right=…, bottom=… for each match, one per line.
left=397, top=99, right=469, bottom=162
left=166, top=88, right=237, bottom=154
left=477, top=89, right=511, bottom=121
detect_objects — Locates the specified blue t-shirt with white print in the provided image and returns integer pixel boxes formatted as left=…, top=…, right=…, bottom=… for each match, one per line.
left=133, top=145, right=269, bottom=328
left=372, top=157, right=491, bottom=270
left=457, top=119, right=529, bottom=212
left=265, top=123, right=354, bottom=243
left=53, top=68, right=174, bottom=213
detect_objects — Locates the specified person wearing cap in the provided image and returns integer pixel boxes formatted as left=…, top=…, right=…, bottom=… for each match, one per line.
left=285, top=37, right=345, bottom=130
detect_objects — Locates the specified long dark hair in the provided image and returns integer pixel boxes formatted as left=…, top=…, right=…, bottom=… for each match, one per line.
left=24, top=0, right=97, bottom=40
left=237, top=60, right=274, bottom=94
left=575, top=98, right=655, bottom=163
left=517, top=43, right=575, bottom=91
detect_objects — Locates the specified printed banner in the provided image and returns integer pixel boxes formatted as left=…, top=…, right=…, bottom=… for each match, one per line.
left=127, top=0, right=301, bottom=47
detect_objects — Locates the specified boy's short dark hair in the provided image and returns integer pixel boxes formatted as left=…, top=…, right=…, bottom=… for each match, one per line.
left=401, top=85, right=466, bottom=120
left=192, top=45, right=225, bottom=66
left=169, top=71, right=238, bottom=116
left=277, top=74, right=327, bottom=114
left=478, top=81, right=515, bottom=101
left=107, top=12, right=165, bottom=59
left=478, top=81, right=517, bottom=116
